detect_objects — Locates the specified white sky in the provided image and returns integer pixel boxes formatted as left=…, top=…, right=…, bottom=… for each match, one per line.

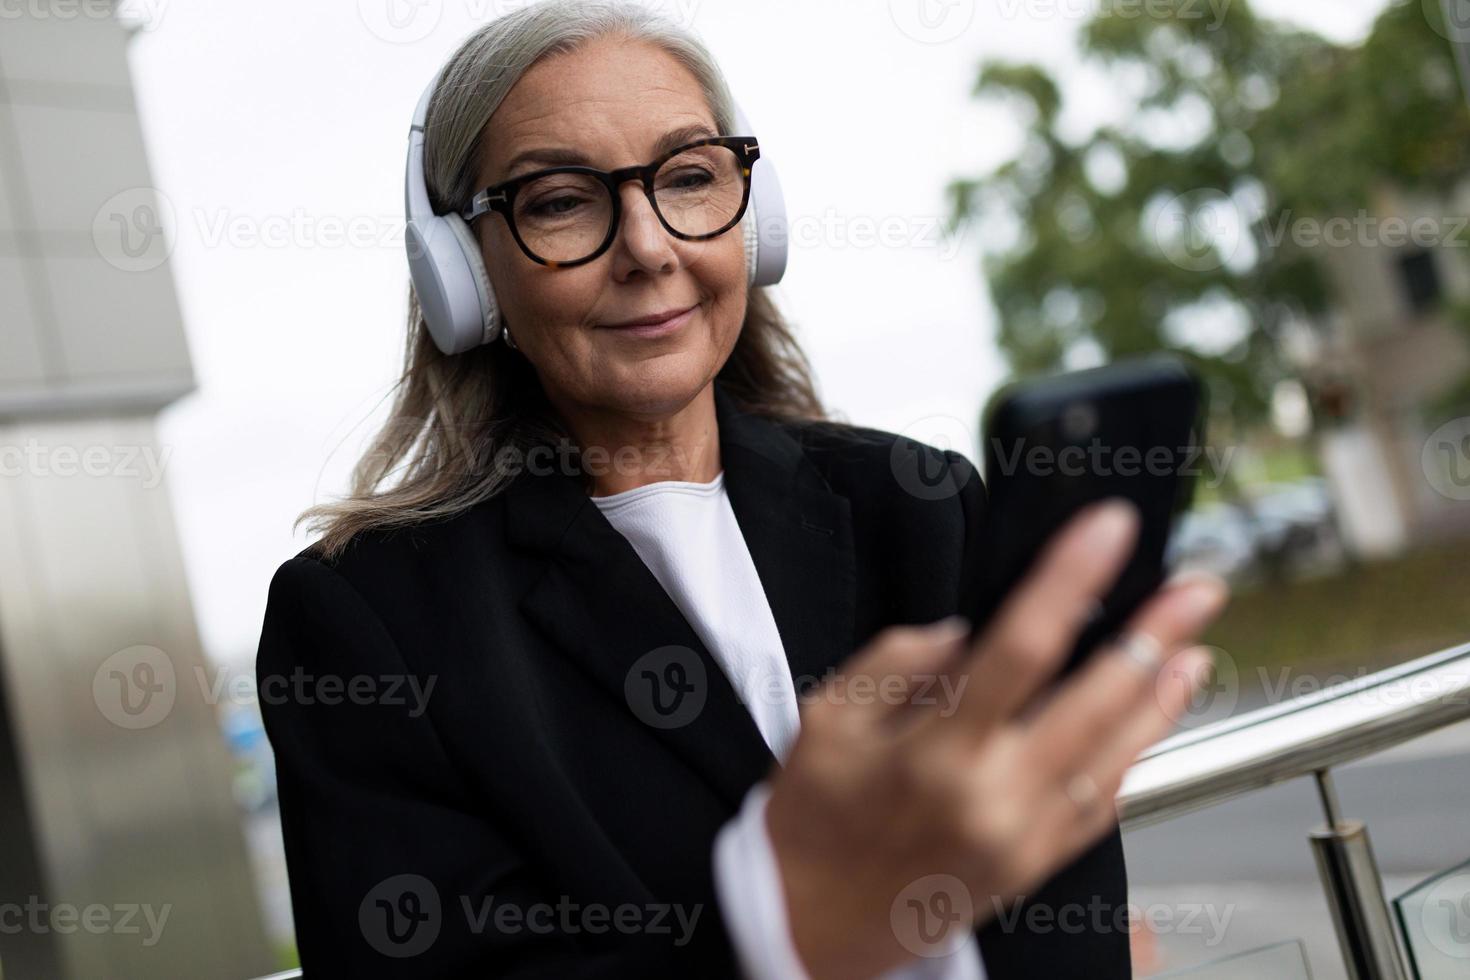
left=122, top=0, right=1393, bottom=664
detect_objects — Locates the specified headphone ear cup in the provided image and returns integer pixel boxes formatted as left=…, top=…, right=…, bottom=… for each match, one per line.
left=731, top=102, right=789, bottom=288
left=406, top=212, right=499, bottom=354
left=443, top=213, right=502, bottom=345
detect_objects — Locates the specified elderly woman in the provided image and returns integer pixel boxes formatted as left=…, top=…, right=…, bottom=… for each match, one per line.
left=255, top=2, right=1226, bottom=977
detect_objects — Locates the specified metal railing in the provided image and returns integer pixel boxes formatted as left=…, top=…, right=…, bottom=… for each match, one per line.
left=1119, top=641, right=1470, bottom=979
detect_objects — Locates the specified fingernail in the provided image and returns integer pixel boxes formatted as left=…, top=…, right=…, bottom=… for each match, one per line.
left=1179, top=577, right=1229, bottom=620
left=928, top=615, right=971, bottom=642
left=1083, top=498, right=1139, bottom=553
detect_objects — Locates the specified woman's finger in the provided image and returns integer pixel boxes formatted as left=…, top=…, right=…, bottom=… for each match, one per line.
left=940, top=499, right=1139, bottom=740
left=1073, top=645, right=1217, bottom=809
left=1019, top=646, right=1214, bottom=872
left=808, top=617, right=971, bottom=727
left=1017, top=574, right=1228, bottom=781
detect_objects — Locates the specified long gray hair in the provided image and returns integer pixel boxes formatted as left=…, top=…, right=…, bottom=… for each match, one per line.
left=299, top=0, right=825, bottom=562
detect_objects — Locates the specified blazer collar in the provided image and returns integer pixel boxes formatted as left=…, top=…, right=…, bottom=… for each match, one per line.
left=503, top=380, right=856, bottom=810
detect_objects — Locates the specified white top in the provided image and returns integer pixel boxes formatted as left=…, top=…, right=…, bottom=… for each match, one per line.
left=592, top=473, right=985, bottom=980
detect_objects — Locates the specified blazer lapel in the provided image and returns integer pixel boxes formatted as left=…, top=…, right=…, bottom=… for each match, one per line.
left=504, top=381, right=856, bottom=811
left=712, top=384, right=858, bottom=695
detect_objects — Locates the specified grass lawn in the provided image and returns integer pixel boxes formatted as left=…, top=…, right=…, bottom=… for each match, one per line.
left=1201, top=539, right=1470, bottom=676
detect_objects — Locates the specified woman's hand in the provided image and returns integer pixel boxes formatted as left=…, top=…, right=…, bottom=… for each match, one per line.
left=764, top=499, right=1228, bottom=980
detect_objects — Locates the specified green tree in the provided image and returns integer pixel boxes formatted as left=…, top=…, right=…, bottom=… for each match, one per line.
left=950, top=0, right=1470, bottom=431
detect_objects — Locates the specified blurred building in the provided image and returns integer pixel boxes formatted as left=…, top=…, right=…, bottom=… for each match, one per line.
left=1299, top=180, right=1470, bottom=558
left=0, top=8, right=272, bottom=979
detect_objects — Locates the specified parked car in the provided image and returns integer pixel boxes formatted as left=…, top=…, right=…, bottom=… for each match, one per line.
left=1168, top=477, right=1343, bottom=581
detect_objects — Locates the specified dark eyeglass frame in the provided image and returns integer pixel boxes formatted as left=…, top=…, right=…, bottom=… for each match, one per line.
left=459, top=135, right=760, bottom=268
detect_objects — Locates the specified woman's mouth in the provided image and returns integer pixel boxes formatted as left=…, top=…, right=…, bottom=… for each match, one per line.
left=597, top=303, right=699, bottom=339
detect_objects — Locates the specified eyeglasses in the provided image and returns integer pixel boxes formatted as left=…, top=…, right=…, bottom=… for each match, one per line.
left=460, top=136, right=759, bottom=268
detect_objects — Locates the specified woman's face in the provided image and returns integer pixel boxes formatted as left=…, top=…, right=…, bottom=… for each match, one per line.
left=473, top=37, right=749, bottom=422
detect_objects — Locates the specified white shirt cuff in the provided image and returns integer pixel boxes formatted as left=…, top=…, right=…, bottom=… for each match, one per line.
left=713, top=780, right=986, bottom=980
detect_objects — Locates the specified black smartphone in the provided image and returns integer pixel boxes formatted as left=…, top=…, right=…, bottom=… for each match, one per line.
left=963, top=353, right=1205, bottom=677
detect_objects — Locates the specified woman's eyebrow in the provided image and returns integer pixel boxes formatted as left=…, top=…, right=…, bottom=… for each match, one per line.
left=501, top=123, right=719, bottom=179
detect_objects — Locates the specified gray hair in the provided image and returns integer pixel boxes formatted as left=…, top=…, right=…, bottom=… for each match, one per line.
left=425, top=0, right=738, bottom=216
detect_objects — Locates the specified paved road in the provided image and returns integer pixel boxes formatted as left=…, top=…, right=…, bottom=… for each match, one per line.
left=1120, top=715, right=1470, bottom=978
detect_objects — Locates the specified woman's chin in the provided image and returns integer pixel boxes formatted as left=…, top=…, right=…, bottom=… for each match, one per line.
left=592, top=355, right=718, bottom=420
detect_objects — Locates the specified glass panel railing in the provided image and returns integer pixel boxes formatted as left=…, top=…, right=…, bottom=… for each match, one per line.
left=1148, top=938, right=1313, bottom=979
left=1393, top=856, right=1470, bottom=978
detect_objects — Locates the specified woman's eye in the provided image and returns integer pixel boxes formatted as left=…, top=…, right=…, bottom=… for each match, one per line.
left=527, top=195, right=586, bottom=218
left=663, top=167, right=713, bottom=190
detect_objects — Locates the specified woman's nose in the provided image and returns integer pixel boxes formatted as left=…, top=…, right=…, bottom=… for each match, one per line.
left=612, top=183, right=680, bottom=274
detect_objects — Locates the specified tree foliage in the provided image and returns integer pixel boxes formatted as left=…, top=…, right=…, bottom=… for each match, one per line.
left=951, top=0, right=1470, bottom=428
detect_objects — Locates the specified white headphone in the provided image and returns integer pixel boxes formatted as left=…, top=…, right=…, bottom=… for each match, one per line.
left=404, top=67, right=790, bottom=356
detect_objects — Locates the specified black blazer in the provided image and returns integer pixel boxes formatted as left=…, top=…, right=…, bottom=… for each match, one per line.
left=256, top=380, right=1130, bottom=979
